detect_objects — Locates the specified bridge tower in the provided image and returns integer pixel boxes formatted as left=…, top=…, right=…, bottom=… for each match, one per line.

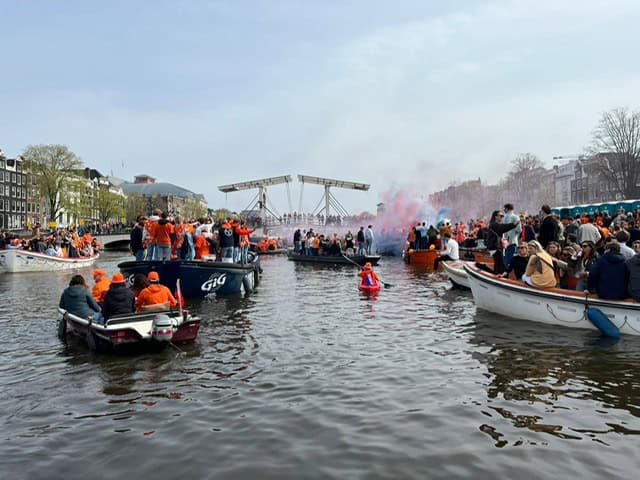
left=218, top=175, right=293, bottom=228
left=297, top=175, right=370, bottom=224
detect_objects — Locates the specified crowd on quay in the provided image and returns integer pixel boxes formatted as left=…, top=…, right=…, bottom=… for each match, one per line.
left=291, top=225, right=376, bottom=256
left=0, top=223, right=101, bottom=257
left=247, top=212, right=375, bottom=228
left=417, top=203, right=640, bottom=301
left=130, top=209, right=261, bottom=264
left=59, top=269, right=179, bottom=324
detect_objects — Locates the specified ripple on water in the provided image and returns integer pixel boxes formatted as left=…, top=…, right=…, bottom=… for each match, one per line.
left=2, top=255, right=640, bottom=479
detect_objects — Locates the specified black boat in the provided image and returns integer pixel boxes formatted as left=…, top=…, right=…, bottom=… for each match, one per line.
left=287, top=250, right=380, bottom=266
left=118, top=253, right=261, bottom=299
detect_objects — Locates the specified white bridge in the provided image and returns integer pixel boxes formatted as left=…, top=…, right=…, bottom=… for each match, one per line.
left=94, top=233, right=130, bottom=250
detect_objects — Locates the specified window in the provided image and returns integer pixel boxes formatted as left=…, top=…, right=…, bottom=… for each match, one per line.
left=11, top=173, right=16, bottom=183
left=0, top=171, right=3, bottom=182
left=17, top=174, right=21, bottom=184
left=0, top=199, right=3, bottom=211
left=0, top=159, right=4, bottom=168
left=5, top=185, right=8, bottom=196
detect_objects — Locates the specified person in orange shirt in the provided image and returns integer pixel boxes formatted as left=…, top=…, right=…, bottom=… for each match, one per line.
left=91, top=269, right=111, bottom=304
left=152, top=212, right=175, bottom=261
left=194, top=227, right=211, bottom=259
left=136, top=271, right=177, bottom=311
left=235, top=221, right=254, bottom=264
left=146, top=209, right=162, bottom=260
left=172, top=216, right=187, bottom=259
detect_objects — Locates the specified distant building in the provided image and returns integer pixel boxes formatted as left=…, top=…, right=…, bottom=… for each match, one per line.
left=120, top=174, right=207, bottom=218
left=0, top=155, right=28, bottom=230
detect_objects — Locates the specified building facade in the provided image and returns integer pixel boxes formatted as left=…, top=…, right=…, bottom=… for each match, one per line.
left=0, top=155, right=31, bottom=230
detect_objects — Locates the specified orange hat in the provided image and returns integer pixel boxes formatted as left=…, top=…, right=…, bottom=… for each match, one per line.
left=111, top=273, right=126, bottom=284
left=363, top=262, right=372, bottom=269
left=93, top=269, right=107, bottom=278
left=148, top=271, right=160, bottom=282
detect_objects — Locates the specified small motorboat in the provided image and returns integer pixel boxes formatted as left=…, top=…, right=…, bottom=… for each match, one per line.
left=359, top=280, right=382, bottom=293
left=0, top=249, right=99, bottom=273
left=58, top=307, right=201, bottom=352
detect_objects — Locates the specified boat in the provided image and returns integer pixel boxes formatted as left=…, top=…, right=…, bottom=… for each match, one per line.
left=359, top=280, right=382, bottom=293
left=118, top=254, right=261, bottom=299
left=403, top=249, right=441, bottom=269
left=441, top=260, right=471, bottom=289
left=0, top=249, right=99, bottom=273
left=464, top=263, right=640, bottom=336
left=287, top=251, right=381, bottom=266
left=58, top=307, right=200, bottom=352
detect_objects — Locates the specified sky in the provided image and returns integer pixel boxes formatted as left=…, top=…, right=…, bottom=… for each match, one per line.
left=1, top=0, right=639, bottom=216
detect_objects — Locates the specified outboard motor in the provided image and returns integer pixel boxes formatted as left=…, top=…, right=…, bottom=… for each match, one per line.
left=152, top=314, right=174, bottom=343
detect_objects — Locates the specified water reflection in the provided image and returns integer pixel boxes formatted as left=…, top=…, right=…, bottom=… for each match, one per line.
left=469, top=313, right=640, bottom=446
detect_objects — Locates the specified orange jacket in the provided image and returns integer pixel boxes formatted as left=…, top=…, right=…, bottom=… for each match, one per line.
left=358, top=269, right=379, bottom=283
left=136, top=284, right=177, bottom=311
left=236, top=226, right=254, bottom=247
left=92, top=277, right=111, bottom=303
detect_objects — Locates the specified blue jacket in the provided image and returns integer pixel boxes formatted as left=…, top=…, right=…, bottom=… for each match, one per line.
left=59, top=285, right=100, bottom=318
left=588, top=252, right=629, bottom=300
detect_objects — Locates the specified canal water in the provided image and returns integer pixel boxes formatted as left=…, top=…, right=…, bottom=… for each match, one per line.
left=1, top=252, right=640, bottom=479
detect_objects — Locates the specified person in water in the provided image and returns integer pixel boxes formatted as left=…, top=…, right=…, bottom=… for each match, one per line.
left=59, top=274, right=101, bottom=320
left=358, top=262, right=380, bottom=286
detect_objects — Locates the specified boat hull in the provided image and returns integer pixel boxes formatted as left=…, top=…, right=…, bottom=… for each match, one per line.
left=464, top=264, right=640, bottom=336
left=118, top=258, right=260, bottom=298
left=59, top=308, right=200, bottom=352
left=441, top=260, right=471, bottom=289
left=0, top=249, right=99, bottom=273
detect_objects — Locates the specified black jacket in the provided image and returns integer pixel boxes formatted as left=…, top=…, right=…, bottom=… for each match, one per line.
left=626, top=254, right=640, bottom=301
left=102, top=284, right=136, bottom=320
left=538, top=215, right=559, bottom=248
left=130, top=225, right=144, bottom=252
left=588, top=252, right=628, bottom=300
left=485, top=221, right=517, bottom=251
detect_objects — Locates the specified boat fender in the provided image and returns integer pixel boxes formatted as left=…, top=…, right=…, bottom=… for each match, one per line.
left=586, top=307, right=620, bottom=338
left=242, top=274, right=253, bottom=294
left=57, top=316, right=67, bottom=340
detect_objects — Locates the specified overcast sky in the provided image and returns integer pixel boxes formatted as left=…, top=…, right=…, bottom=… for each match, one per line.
left=1, top=0, right=639, bottom=215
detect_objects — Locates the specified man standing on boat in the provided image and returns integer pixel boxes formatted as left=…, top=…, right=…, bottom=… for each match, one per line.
left=130, top=216, right=146, bottom=261
left=502, top=203, right=521, bottom=269
left=433, top=231, right=459, bottom=271
left=219, top=218, right=235, bottom=262
left=357, top=227, right=365, bottom=255
left=365, top=225, right=375, bottom=255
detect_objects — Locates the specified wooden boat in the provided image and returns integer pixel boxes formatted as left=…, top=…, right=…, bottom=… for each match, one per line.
left=441, top=260, right=471, bottom=289
left=403, top=249, right=441, bottom=270
left=464, top=263, right=640, bottom=336
left=359, top=280, right=382, bottom=293
left=0, top=249, right=99, bottom=273
left=58, top=307, right=200, bottom=352
left=118, top=255, right=261, bottom=299
left=287, top=251, right=380, bottom=266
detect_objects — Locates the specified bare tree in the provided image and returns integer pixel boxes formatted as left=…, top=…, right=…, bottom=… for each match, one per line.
left=506, top=153, right=544, bottom=212
left=22, top=144, right=83, bottom=222
left=587, top=107, right=640, bottom=199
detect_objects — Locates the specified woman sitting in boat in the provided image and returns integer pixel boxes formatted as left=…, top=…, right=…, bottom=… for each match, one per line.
left=136, top=271, right=177, bottom=311
left=130, top=273, right=150, bottom=297
left=358, top=262, right=380, bottom=287
left=521, top=241, right=556, bottom=288
left=59, top=274, right=101, bottom=320
left=102, top=273, right=136, bottom=321
left=501, top=242, right=530, bottom=280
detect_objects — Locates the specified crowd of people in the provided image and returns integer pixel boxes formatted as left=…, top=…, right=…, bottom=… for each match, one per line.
left=59, top=269, right=179, bottom=324
left=292, top=225, right=376, bottom=256
left=130, top=209, right=257, bottom=264
left=0, top=223, right=101, bottom=257
left=420, top=203, right=640, bottom=301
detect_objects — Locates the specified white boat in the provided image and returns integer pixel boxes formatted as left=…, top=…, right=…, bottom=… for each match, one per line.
left=0, top=249, right=99, bottom=273
left=58, top=307, right=200, bottom=352
left=441, top=260, right=471, bottom=289
left=463, top=263, right=640, bottom=336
